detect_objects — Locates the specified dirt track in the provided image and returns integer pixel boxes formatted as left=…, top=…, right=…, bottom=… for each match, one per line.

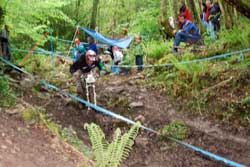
left=17, top=73, right=250, bottom=167
left=2, top=71, right=250, bottom=167
left=0, top=109, right=82, bottom=167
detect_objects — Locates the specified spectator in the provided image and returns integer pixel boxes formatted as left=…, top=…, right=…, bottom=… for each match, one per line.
left=72, top=38, right=86, bottom=62
left=120, top=49, right=131, bottom=75
left=133, top=35, right=144, bottom=72
left=209, top=0, right=221, bottom=32
left=87, top=36, right=98, bottom=55
left=111, top=46, right=123, bottom=74
left=202, top=0, right=221, bottom=40
left=173, top=15, right=201, bottom=53
left=178, top=1, right=192, bottom=27
left=0, top=25, right=11, bottom=61
left=200, top=2, right=209, bottom=27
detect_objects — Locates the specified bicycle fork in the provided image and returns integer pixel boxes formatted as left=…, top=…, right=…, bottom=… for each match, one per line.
left=85, top=82, right=97, bottom=111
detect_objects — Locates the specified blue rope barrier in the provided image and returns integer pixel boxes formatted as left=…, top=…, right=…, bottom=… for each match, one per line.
left=0, top=57, right=247, bottom=167
left=110, top=48, right=250, bottom=68
left=11, top=47, right=250, bottom=70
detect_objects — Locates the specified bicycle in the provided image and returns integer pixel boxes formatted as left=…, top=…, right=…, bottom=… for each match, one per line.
left=79, top=71, right=97, bottom=111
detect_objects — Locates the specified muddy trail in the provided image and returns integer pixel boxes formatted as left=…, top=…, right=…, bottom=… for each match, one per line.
left=13, top=71, right=250, bottom=167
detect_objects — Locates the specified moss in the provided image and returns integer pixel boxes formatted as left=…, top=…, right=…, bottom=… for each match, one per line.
left=162, top=120, right=188, bottom=140
left=21, top=108, right=40, bottom=124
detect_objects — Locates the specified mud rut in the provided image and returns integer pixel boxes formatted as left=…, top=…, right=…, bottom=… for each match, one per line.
left=19, top=73, right=250, bottom=167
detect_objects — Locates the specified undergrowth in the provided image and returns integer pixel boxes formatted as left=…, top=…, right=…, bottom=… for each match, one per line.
left=0, top=70, right=16, bottom=107
left=147, top=23, right=250, bottom=125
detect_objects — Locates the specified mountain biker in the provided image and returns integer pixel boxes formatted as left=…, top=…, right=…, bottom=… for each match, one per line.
left=70, top=50, right=106, bottom=74
left=69, top=50, right=106, bottom=106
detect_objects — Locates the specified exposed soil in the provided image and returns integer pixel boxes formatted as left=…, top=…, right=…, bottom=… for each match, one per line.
left=0, top=109, right=83, bottom=167
left=4, top=70, right=250, bottom=167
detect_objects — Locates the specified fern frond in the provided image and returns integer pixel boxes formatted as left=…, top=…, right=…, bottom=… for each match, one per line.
left=106, top=128, right=122, bottom=167
left=110, top=122, right=141, bottom=167
left=85, top=122, right=141, bottom=167
left=84, top=123, right=107, bottom=167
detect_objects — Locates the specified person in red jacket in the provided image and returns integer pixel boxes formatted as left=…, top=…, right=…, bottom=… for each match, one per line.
left=178, top=1, right=192, bottom=27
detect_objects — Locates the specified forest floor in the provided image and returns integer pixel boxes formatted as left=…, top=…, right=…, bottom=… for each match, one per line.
left=1, top=68, right=250, bottom=167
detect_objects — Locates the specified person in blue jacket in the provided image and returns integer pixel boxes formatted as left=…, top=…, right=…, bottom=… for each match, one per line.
left=87, top=36, right=98, bottom=55
left=173, top=14, right=201, bottom=53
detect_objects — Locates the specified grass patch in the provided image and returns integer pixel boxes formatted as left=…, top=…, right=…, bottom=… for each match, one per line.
left=162, top=120, right=188, bottom=140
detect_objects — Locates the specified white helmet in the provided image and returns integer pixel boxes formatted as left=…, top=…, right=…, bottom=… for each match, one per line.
left=86, top=50, right=97, bottom=61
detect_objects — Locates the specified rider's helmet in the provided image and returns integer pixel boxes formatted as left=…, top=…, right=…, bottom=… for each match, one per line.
left=86, top=50, right=98, bottom=64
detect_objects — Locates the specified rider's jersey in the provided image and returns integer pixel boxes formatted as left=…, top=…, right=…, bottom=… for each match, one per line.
left=70, top=53, right=104, bottom=74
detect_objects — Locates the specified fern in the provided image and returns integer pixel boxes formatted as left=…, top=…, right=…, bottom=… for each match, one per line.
left=84, top=122, right=141, bottom=167
left=84, top=123, right=107, bottom=167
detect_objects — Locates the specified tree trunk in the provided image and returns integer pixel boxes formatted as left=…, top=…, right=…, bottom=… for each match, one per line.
left=223, top=0, right=250, bottom=18
left=218, top=1, right=227, bottom=28
left=76, top=0, right=81, bottom=23
left=160, top=0, right=174, bottom=38
left=187, top=0, right=201, bottom=25
left=172, top=0, right=178, bottom=28
left=90, top=0, right=99, bottom=29
left=223, top=1, right=234, bottom=29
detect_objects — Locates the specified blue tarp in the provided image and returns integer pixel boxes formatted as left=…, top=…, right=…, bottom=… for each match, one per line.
left=80, top=27, right=134, bottom=49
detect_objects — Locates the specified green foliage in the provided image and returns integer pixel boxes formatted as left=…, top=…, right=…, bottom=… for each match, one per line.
left=84, top=122, right=141, bottom=167
left=5, top=0, right=74, bottom=50
left=151, top=54, right=209, bottom=96
left=0, top=74, right=16, bottom=107
left=243, top=96, right=250, bottom=105
left=162, top=120, right=188, bottom=140
left=146, top=40, right=170, bottom=60
left=21, top=55, right=53, bottom=78
left=129, top=7, right=161, bottom=40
